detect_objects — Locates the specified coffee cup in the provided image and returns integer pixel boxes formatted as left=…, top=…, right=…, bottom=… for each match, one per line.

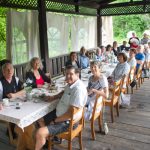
left=3, top=98, right=9, bottom=106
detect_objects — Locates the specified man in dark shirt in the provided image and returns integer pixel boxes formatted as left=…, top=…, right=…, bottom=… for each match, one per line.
left=0, top=62, right=24, bottom=100
left=120, top=41, right=129, bottom=51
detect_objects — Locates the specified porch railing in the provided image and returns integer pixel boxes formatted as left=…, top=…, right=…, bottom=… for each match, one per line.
left=14, top=48, right=97, bottom=81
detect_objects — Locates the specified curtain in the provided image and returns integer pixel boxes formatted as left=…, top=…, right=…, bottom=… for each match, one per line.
left=46, top=12, right=69, bottom=57
left=102, top=16, right=113, bottom=46
left=6, top=9, right=40, bottom=64
left=71, top=16, right=97, bottom=51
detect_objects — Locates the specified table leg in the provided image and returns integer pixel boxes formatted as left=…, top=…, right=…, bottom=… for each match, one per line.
left=15, top=124, right=36, bottom=150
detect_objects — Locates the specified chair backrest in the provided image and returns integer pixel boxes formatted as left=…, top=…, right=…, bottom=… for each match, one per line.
left=129, top=66, right=136, bottom=83
left=111, top=79, right=122, bottom=104
left=120, top=75, right=129, bottom=90
left=136, top=65, right=142, bottom=79
left=69, top=107, right=84, bottom=133
left=91, top=95, right=103, bottom=121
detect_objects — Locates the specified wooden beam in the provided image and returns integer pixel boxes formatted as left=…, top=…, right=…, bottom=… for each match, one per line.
left=46, top=0, right=99, bottom=9
left=97, top=9, right=102, bottom=47
left=38, top=0, right=49, bottom=72
left=101, top=1, right=150, bottom=8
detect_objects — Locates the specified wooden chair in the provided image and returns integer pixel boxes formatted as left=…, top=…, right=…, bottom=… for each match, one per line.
left=120, top=75, right=129, bottom=94
left=61, top=66, right=66, bottom=76
left=90, top=95, right=103, bottom=140
left=127, top=66, right=136, bottom=94
left=0, top=120, right=17, bottom=146
left=104, top=79, right=122, bottom=123
left=135, top=65, right=143, bottom=90
left=48, top=107, right=84, bottom=150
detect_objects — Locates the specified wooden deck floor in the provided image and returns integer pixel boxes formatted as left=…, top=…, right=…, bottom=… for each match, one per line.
left=0, top=79, right=150, bottom=150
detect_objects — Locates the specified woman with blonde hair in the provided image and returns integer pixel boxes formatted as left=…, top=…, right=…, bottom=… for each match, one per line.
left=26, top=57, right=51, bottom=88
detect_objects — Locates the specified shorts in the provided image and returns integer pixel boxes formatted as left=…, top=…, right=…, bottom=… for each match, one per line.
left=43, top=109, right=57, bottom=125
left=47, top=121, right=70, bottom=136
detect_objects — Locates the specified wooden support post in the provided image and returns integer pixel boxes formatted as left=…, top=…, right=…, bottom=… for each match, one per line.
left=97, top=9, right=102, bottom=47
left=38, top=0, right=49, bottom=72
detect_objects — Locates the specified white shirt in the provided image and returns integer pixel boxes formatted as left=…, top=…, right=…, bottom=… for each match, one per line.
left=56, top=79, right=87, bottom=117
left=112, top=62, right=130, bottom=81
left=128, top=57, right=136, bottom=68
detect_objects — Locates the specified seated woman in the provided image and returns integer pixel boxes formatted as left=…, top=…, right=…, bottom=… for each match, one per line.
left=80, top=46, right=89, bottom=69
left=112, top=41, right=120, bottom=57
left=85, top=61, right=109, bottom=120
left=26, top=57, right=51, bottom=88
left=65, top=52, right=80, bottom=68
left=104, top=44, right=115, bottom=63
left=94, top=47, right=102, bottom=61
left=108, top=52, right=130, bottom=85
left=128, top=48, right=137, bottom=68
left=100, top=45, right=106, bottom=61
left=0, top=62, right=24, bottom=100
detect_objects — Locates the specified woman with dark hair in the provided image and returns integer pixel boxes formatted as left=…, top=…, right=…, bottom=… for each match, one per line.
left=65, top=52, right=80, bottom=68
left=128, top=48, right=137, bottom=68
left=112, top=41, right=120, bottom=56
left=108, top=52, right=130, bottom=83
left=26, top=57, right=51, bottom=88
left=105, top=44, right=115, bottom=62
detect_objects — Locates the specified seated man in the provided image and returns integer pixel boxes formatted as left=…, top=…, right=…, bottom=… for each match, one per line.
left=0, top=59, right=11, bottom=79
left=0, top=62, right=25, bottom=138
left=135, top=45, right=145, bottom=73
left=0, top=62, right=25, bottom=100
left=35, top=65, right=87, bottom=150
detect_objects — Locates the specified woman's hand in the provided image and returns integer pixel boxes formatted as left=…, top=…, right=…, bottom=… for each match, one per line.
left=87, top=89, right=93, bottom=95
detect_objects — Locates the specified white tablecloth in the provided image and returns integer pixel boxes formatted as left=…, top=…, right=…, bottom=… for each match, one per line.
left=0, top=63, right=116, bottom=130
left=0, top=98, right=58, bottom=130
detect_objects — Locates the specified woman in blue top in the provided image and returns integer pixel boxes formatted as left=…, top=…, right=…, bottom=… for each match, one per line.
left=80, top=46, right=90, bottom=69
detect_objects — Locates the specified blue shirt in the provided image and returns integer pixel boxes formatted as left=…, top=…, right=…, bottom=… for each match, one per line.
left=135, top=53, right=145, bottom=69
left=80, top=55, right=89, bottom=69
left=94, top=54, right=102, bottom=61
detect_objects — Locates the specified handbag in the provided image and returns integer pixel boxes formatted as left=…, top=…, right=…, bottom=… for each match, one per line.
left=130, top=79, right=137, bottom=88
left=120, top=92, right=131, bottom=106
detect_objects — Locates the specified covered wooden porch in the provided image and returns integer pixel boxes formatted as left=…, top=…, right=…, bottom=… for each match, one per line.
left=0, top=78, right=150, bottom=150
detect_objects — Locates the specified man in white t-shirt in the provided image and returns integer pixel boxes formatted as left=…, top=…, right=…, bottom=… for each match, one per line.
left=35, top=65, right=87, bottom=150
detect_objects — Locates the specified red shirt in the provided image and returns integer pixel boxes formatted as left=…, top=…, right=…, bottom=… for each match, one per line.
left=36, top=76, right=44, bottom=85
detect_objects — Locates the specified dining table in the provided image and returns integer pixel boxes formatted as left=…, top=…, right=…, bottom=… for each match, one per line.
left=0, top=62, right=116, bottom=150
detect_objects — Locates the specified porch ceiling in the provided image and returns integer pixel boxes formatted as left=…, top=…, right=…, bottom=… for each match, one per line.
left=0, top=0, right=150, bottom=16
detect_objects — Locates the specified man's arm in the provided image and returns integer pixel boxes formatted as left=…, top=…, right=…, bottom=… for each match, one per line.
left=44, top=90, right=64, bottom=102
left=7, top=89, right=25, bottom=99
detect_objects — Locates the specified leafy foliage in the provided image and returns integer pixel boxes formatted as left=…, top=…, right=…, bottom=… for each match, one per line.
left=0, top=8, right=7, bottom=60
left=113, top=14, right=148, bottom=42
left=0, top=5, right=150, bottom=61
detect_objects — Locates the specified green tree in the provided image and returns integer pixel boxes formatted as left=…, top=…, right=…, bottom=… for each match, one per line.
left=0, top=8, right=7, bottom=60
left=113, top=14, right=148, bottom=43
